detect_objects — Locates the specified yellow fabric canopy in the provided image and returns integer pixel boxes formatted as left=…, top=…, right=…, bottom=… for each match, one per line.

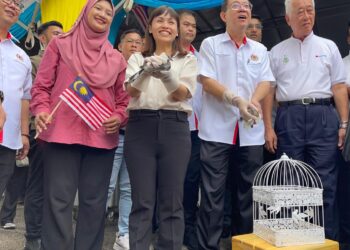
left=41, top=0, right=86, bottom=32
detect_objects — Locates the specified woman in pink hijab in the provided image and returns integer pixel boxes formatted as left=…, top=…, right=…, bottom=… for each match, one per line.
left=30, top=1, right=129, bottom=249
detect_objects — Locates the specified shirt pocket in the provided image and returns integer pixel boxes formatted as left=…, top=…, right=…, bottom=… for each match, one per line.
left=247, top=60, right=262, bottom=79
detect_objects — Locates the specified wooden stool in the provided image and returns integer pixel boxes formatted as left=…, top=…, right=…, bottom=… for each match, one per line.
left=232, top=234, right=339, bottom=250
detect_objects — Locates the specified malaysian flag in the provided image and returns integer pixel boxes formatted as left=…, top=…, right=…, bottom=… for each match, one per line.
left=59, top=77, right=112, bottom=130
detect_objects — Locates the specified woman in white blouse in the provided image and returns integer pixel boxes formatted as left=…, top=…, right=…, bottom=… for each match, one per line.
left=124, top=5, right=197, bottom=250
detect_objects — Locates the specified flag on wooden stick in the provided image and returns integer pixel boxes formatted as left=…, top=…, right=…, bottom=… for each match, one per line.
left=59, top=77, right=112, bottom=130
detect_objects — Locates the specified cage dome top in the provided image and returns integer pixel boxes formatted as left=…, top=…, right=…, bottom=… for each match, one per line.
left=253, top=153, right=323, bottom=189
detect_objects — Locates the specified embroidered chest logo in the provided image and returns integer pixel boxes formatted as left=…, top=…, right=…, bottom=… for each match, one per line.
left=16, top=53, right=24, bottom=62
left=250, top=54, right=259, bottom=62
left=282, top=55, right=289, bottom=64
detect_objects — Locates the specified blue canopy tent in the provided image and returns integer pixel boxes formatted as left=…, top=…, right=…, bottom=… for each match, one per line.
left=9, top=0, right=350, bottom=56
left=10, top=0, right=41, bottom=41
left=10, top=0, right=222, bottom=47
left=133, top=0, right=222, bottom=10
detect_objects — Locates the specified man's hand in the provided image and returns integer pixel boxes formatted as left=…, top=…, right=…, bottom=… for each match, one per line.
left=223, top=90, right=260, bottom=124
left=17, top=135, right=30, bottom=160
left=265, top=127, right=278, bottom=153
left=35, top=112, right=51, bottom=134
left=0, top=104, right=6, bottom=130
left=338, top=128, right=346, bottom=150
left=103, top=116, right=121, bottom=134
left=251, top=99, right=262, bottom=118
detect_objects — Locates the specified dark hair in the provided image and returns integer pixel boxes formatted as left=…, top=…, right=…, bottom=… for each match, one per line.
left=144, top=6, right=187, bottom=57
left=120, top=29, right=143, bottom=42
left=251, top=14, right=262, bottom=23
left=178, top=9, right=197, bottom=20
left=37, top=21, right=63, bottom=36
left=221, top=0, right=229, bottom=12
left=347, top=21, right=350, bottom=36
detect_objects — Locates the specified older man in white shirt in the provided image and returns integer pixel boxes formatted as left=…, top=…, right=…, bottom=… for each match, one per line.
left=0, top=0, right=32, bottom=210
left=264, top=0, right=348, bottom=240
left=197, top=0, right=274, bottom=249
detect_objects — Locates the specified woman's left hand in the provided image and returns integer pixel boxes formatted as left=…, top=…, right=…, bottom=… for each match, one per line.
left=103, top=116, right=121, bottom=134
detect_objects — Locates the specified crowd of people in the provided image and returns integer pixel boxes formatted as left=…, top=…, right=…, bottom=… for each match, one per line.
left=1, top=0, right=350, bottom=250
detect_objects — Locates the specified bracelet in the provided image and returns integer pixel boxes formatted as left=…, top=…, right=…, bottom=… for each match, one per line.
left=339, top=122, right=348, bottom=129
left=21, top=133, right=30, bottom=139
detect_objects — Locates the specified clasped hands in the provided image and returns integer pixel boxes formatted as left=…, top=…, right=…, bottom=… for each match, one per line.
left=143, top=53, right=171, bottom=75
left=142, top=53, right=179, bottom=93
left=223, top=90, right=261, bottom=127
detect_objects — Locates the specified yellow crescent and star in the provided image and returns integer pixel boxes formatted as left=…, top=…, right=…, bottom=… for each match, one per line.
left=73, top=79, right=88, bottom=96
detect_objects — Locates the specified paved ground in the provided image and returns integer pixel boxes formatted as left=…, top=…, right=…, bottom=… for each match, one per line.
left=0, top=202, right=231, bottom=250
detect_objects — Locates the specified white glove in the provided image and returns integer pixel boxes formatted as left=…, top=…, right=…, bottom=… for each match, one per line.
left=129, top=72, right=150, bottom=92
left=223, top=90, right=260, bottom=126
left=143, top=53, right=170, bottom=73
left=153, top=70, right=179, bottom=93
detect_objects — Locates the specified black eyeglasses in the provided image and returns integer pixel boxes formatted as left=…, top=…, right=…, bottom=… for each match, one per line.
left=231, top=2, right=253, bottom=11
left=2, top=0, right=24, bottom=11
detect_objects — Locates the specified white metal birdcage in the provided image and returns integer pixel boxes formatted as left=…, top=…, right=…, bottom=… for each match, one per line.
left=252, top=153, right=325, bottom=247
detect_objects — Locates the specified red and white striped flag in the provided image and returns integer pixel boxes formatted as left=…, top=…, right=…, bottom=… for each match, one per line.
left=59, top=77, right=112, bottom=130
left=132, top=4, right=148, bottom=32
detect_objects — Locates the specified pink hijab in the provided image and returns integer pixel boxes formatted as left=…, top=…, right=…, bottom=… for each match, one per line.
left=56, top=0, right=125, bottom=89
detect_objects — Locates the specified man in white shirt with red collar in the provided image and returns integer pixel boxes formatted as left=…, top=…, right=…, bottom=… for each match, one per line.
left=197, top=0, right=274, bottom=248
left=178, top=9, right=202, bottom=250
left=0, top=0, right=32, bottom=206
left=264, top=0, right=348, bottom=240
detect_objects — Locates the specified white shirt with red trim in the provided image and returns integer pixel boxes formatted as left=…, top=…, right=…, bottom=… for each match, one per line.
left=270, top=32, right=346, bottom=102
left=188, top=45, right=202, bottom=131
left=0, top=33, right=32, bottom=150
left=198, top=32, right=274, bottom=146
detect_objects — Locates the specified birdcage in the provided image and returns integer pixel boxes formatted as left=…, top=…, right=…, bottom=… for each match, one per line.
left=253, top=153, right=325, bottom=247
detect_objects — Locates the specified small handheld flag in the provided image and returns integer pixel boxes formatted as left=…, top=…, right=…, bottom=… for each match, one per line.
left=59, top=77, right=113, bottom=130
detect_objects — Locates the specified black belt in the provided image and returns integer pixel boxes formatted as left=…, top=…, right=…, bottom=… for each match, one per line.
left=278, top=97, right=334, bottom=106
left=119, top=129, right=125, bottom=135
left=129, top=109, right=187, bottom=119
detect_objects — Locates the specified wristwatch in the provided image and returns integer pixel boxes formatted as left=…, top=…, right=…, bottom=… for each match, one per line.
left=339, top=121, right=348, bottom=129
left=0, top=90, right=3, bottom=104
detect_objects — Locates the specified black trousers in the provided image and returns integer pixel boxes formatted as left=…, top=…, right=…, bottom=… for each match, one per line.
left=183, top=130, right=201, bottom=247
left=124, top=110, right=191, bottom=250
left=0, top=145, right=16, bottom=198
left=24, top=134, right=44, bottom=240
left=197, top=140, right=263, bottom=250
left=0, top=165, right=28, bottom=225
left=40, top=142, right=115, bottom=250
left=276, top=104, right=339, bottom=240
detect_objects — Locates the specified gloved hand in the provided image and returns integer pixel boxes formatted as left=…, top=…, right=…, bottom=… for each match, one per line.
left=128, top=71, right=151, bottom=92
left=153, top=70, right=179, bottom=93
left=223, top=90, right=260, bottom=126
left=143, top=53, right=171, bottom=73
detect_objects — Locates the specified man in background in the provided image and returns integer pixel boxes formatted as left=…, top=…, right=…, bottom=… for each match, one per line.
left=23, top=20, right=63, bottom=250
left=107, top=28, right=142, bottom=250
left=177, top=9, right=203, bottom=250
left=246, top=14, right=263, bottom=43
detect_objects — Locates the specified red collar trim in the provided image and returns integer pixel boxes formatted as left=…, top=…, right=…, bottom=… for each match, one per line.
left=233, top=36, right=247, bottom=49
left=189, top=45, right=195, bottom=54
left=0, top=32, right=12, bottom=42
